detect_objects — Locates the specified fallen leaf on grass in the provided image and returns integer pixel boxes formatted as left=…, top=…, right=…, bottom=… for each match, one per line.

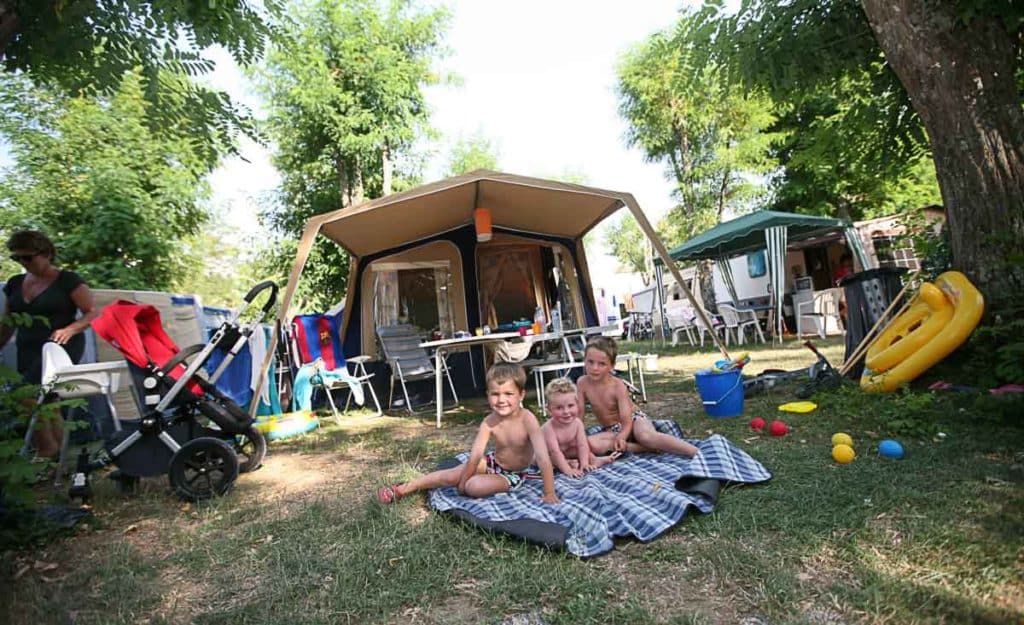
left=34, top=561, right=58, bottom=572
left=387, top=556, right=403, bottom=567
left=13, top=565, right=30, bottom=580
left=123, top=524, right=138, bottom=534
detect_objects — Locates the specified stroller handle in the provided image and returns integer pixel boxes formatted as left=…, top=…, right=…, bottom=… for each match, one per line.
left=243, top=281, right=278, bottom=314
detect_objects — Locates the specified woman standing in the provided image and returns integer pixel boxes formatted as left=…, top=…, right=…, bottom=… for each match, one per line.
left=1, top=230, right=97, bottom=458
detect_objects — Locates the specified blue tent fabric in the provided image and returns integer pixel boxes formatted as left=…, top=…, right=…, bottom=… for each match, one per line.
left=428, top=422, right=771, bottom=557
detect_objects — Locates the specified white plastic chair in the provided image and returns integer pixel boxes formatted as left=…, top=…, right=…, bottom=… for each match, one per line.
left=693, top=308, right=725, bottom=348
left=797, top=288, right=844, bottom=339
left=718, top=304, right=766, bottom=345
left=665, top=307, right=696, bottom=347
left=23, top=342, right=128, bottom=482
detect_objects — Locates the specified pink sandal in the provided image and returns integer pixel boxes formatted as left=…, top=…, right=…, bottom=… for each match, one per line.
left=377, top=484, right=405, bottom=504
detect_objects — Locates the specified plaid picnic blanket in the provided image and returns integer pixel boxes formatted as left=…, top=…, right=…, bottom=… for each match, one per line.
left=428, top=419, right=772, bottom=557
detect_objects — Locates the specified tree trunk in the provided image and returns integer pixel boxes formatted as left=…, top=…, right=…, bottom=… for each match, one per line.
left=861, top=1, right=1024, bottom=306
left=336, top=155, right=350, bottom=208
left=716, top=168, right=730, bottom=221
left=352, top=156, right=364, bottom=206
left=381, top=144, right=392, bottom=196
left=0, top=2, right=17, bottom=57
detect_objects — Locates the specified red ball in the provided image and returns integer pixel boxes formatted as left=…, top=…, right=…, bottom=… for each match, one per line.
left=769, top=420, right=788, bottom=437
left=750, top=417, right=766, bottom=431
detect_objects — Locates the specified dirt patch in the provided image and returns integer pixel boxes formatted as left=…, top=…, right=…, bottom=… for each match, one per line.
left=599, top=538, right=743, bottom=623
left=641, top=391, right=702, bottom=420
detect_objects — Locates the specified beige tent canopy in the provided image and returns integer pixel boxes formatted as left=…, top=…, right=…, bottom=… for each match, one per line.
left=254, top=170, right=725, bottom=414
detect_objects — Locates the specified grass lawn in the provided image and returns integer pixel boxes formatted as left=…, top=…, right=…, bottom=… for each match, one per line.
left=2, top=337, right=1022, bottom=624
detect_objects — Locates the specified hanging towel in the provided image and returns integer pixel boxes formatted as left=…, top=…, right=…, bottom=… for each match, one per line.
left=292, top=359, right=365, bottom=411
left=248, top=328, right=270, bottom=405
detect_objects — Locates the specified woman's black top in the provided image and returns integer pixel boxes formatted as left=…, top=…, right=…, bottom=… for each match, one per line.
left=2, top=270, right=87, bottom=383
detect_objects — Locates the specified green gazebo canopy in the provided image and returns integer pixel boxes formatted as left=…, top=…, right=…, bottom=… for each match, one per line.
left=664, top=210, right=851, bottom=262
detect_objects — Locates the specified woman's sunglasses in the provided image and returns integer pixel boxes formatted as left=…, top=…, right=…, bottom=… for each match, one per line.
left=9, top=253, right=37, bottom=263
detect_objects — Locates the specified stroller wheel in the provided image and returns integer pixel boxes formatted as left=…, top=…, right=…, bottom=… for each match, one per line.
left=233, top=427, right=267, bottom=473
left=168, top=437, right=240, bottom=501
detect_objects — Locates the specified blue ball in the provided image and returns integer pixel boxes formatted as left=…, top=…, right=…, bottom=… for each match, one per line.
left=878, top=439, right=905, bottom=459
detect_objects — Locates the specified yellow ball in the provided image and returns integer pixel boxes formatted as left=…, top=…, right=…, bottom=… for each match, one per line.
left=832, top=444, right=856, bottom=464
left=832, top=433, right=853, bottom=448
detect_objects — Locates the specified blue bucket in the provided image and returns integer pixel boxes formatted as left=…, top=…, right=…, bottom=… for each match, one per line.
left=694, top=369, right=744, bottom=418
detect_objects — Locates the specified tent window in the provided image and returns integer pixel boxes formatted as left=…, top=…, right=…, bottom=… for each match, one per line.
left=747, top=250, right=767, bottom=278
left=372, top=261, right=453, bottom=337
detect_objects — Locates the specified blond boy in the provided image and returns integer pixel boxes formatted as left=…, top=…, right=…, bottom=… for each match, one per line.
left=578, top=337, right=698, bottom=458
left=541, top=378, right=618, bottom=478
left=378, top=362, right=559, bottom=504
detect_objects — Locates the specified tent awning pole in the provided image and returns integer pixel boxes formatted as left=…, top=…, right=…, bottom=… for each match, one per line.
left=623, top=197, right=730, bottom=359
left=249, top=220, right=324, bottom=418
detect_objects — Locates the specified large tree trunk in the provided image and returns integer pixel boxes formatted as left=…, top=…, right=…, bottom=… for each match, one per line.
left=0, top=1, right=17, bottom=56
left=861, top=1, right=1024, bottom=306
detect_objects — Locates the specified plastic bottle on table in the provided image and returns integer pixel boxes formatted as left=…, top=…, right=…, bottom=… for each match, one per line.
left=551, top=305, right=563, bottom=334
left=534, top=305, right=546, bottom=333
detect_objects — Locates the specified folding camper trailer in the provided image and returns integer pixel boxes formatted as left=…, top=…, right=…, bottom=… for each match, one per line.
left=273, top=170, right=724, bottom=398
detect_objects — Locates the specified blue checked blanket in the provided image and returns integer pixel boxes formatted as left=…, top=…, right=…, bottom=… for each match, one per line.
left=428, top=419, right=772, bottom=557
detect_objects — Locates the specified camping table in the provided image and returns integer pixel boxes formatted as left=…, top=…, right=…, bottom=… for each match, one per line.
left=418, top=325, right=620, bottom=427
left=419, top=333, right=519, bottom=428
left=532, top=352, right=647, bottom=415
left=517, top=323, right=622, bottom=364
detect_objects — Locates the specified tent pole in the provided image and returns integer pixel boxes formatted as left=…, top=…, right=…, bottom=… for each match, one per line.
left=249, top=220, right=324, bottom=418
left=622, top=196, right=730, bottom=359
left=654, top=263, right=666, bottom=347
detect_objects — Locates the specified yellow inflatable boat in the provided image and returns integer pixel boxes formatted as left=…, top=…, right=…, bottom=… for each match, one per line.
left=861, top=271, right=984, bottom=392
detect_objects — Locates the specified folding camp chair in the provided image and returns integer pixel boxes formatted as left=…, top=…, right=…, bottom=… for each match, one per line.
left=377, top=324, right=458, bottom=414
left=313, top=356, right=382, bottom=422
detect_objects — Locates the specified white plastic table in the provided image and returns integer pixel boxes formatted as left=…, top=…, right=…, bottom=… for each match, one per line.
left=419, top=333, right=519, bottom=428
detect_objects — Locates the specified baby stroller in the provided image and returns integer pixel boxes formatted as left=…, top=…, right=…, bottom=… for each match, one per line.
left=72, top=281, right=278, bottom=501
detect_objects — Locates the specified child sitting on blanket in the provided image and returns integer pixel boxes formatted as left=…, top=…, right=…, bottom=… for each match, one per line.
left=378, top=362, right=560, bottom=505
left=578, top=336, right=699, bottom=458
left=541, top=378, right=619, bottom=478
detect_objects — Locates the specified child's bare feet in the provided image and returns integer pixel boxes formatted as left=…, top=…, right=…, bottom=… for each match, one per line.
left=592, top=451, right=622, bottom=468
left=377, top=484, right=406, bottom=504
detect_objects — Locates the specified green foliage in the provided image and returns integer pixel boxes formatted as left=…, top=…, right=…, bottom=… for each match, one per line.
left=616, top=13, right=780, bottom=247
left=1, top=0, right=277, bottom=155
left=691, top=2, right=941, bottom=221
left=817, top=384, right=945, bottom=438
left=0, top=73, right=216, bottom=290
left=959, top=309, right=1024, bottom=387
left=894, top=208, right=951, bottom=282
left=253, top=0, right=450, bottom=312
left=171, top=217, right=263, bottom=308
left=603, top=216, right=652, bottom=286
left=0, top=365, right=46, bottom=506
left=444, top=132, right=500, bottom=176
